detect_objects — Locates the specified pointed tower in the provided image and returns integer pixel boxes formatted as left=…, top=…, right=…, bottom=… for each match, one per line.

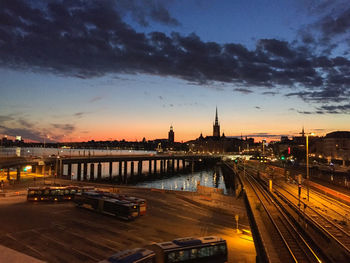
left=168, top=125, right=174, bottom=143
left=301, top=126, right=305, bottom=137
left=213, top=107, right=220, bottom=138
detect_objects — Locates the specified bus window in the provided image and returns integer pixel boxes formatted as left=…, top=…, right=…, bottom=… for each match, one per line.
left=167, top=250, right=190, bottom=263
left=28, top=190, right=36, bottom=196
left=167, top=252, right=177, bottom=262
left=218, top=244, right=227, bottom=254
left=178, top=250, right=190, bottom=261
left=189, top=248, right=197, bottom=259
left=198, top=247, right=210, bottom=258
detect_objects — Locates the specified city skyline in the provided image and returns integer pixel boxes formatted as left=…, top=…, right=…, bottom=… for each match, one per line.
left=1, top=0, right=349, bottom=143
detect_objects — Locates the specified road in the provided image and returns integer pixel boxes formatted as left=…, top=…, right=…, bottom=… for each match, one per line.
left=0, top=185, right=255, bottom=263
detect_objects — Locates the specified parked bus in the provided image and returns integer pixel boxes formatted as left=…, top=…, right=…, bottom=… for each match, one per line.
left=27, top=185, right=96, bottom=202
left=98, top=192, right=147, bottom=216
left=27, top=187, right=43, bottom=201
left=100, top=248, right=156, bottom=263
left=74, top=192, right=139, bottom=221
left=27, top=186, right=66, bottom=201
left=100, top=236, right=227, bottom=263
left=146, top=236, right=227, bottom=263
left=48, top=186, right=67, bottom=201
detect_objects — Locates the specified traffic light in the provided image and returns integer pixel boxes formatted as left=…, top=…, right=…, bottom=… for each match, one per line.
left=281, top=155, right=285, bottom=160
left=234, top=159, right=238, bottom=163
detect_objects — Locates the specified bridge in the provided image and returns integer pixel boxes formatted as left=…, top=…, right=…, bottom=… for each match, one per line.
left=0, top=154, right=222, bottom=183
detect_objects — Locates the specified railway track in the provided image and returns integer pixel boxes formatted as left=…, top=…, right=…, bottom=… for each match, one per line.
left=270, top=181, right=350, bottom=256
left=240, top=164, right=322, bottom=263
left=238, top=162, right=350, bottom=261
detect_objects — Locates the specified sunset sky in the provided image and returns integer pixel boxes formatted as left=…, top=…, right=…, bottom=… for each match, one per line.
left=1, top=0, right=350, bottom=142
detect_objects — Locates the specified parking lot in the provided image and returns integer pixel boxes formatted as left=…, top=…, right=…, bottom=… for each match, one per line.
left=0, top=187, right=255, bottom=262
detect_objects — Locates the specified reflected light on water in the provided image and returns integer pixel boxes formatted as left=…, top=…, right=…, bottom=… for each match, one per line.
left=136, top=168, right=227, bottom=194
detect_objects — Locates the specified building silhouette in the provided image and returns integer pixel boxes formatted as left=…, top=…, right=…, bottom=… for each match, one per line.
left=168, top=125, right=174, bottom=143
left=188, top=108, right=243, bottom=153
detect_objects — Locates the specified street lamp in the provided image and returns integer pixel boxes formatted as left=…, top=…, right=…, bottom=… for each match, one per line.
left=306, top=132, right=315, bottom=201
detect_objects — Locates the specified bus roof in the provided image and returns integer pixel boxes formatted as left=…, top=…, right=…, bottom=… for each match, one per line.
left=197, top=236, right=225, bottom=244
left=28, top=187, right=41, bottom=190
left=155, top=236, right=225, bottom=250
left=104, top=248, right=155, bottom=263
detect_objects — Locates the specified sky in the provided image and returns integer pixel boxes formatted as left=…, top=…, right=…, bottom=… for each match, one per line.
left=0, top=0, right=350, bottom=143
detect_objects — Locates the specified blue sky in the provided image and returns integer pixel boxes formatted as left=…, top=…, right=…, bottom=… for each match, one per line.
left=0, top=0, right=349, bottom=142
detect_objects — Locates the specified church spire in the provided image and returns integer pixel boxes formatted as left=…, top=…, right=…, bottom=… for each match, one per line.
left=213, top=107, right=220, bottom=137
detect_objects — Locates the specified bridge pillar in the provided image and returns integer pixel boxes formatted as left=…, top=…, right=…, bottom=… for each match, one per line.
left=90, top=163, right=95, bottom=181
left=172, top=158, right=175, bottom=174
left=67, top=163, right=72, bottom=180
left=123, top=161, right=128, bottom=183
left=138, top=161, right=142, bottom=176
left=83, top=162, right=88, bottom=181
left=119, top=162, right=122, bottom=181
left=166, top=159, right=170, bottom=172
left=97, top=163, right=102, bottom=180
left=77, top=163, right=81, bottom=181
left=153, top=159, right=157, bottom=175
left=160, top=159, right=164, bottom=174
left=109, top=162, right=113, bottom=181
left=16, top=166, right=21, bottom=181
left=56, top=161, right=60, bottom=178
left=191, top=160, right=195, bottom=173
left=130, top=161, right=134, bottom=177
left=177, top=159, right=180, bottom=172
left=41, top=165, right=45, bottom=175
left=182, top=159, right=186, bottom=171
left=59, top=159, right=63, bottom=178
left=148, top=160, right=152, bottom=175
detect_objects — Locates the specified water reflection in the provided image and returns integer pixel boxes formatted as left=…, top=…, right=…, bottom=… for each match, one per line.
left=136, top=167, right=227, bottom=194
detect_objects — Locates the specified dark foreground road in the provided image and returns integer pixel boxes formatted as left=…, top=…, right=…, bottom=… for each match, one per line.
left=0, top=187, right=255, bottom=262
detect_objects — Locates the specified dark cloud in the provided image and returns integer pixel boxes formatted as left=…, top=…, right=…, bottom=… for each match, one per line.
left=297, top=111, right=313, bottom=115
left=319, top=8, right=350, bottom=38
left=0, top=0, right=350, bottom=114
left=0, top=125, right=45, bottom=142
left=0, top=112, right=76, bottom=141
left=51, top=123, right=75, bottom=132
left=317, top=104, right=350, bottom=114
left=17, top=118, right=32, bottom=127
left=149, top=4, right=180, bottom=26
left=255, top=106, right=261, bottom=109
left=117, top=0, right=180, bottom=26
left=0, top=115, right=14, bottom=124
left=234, top=88, right=253, bottom=94
left=298, top=1, right=350, bottom=50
